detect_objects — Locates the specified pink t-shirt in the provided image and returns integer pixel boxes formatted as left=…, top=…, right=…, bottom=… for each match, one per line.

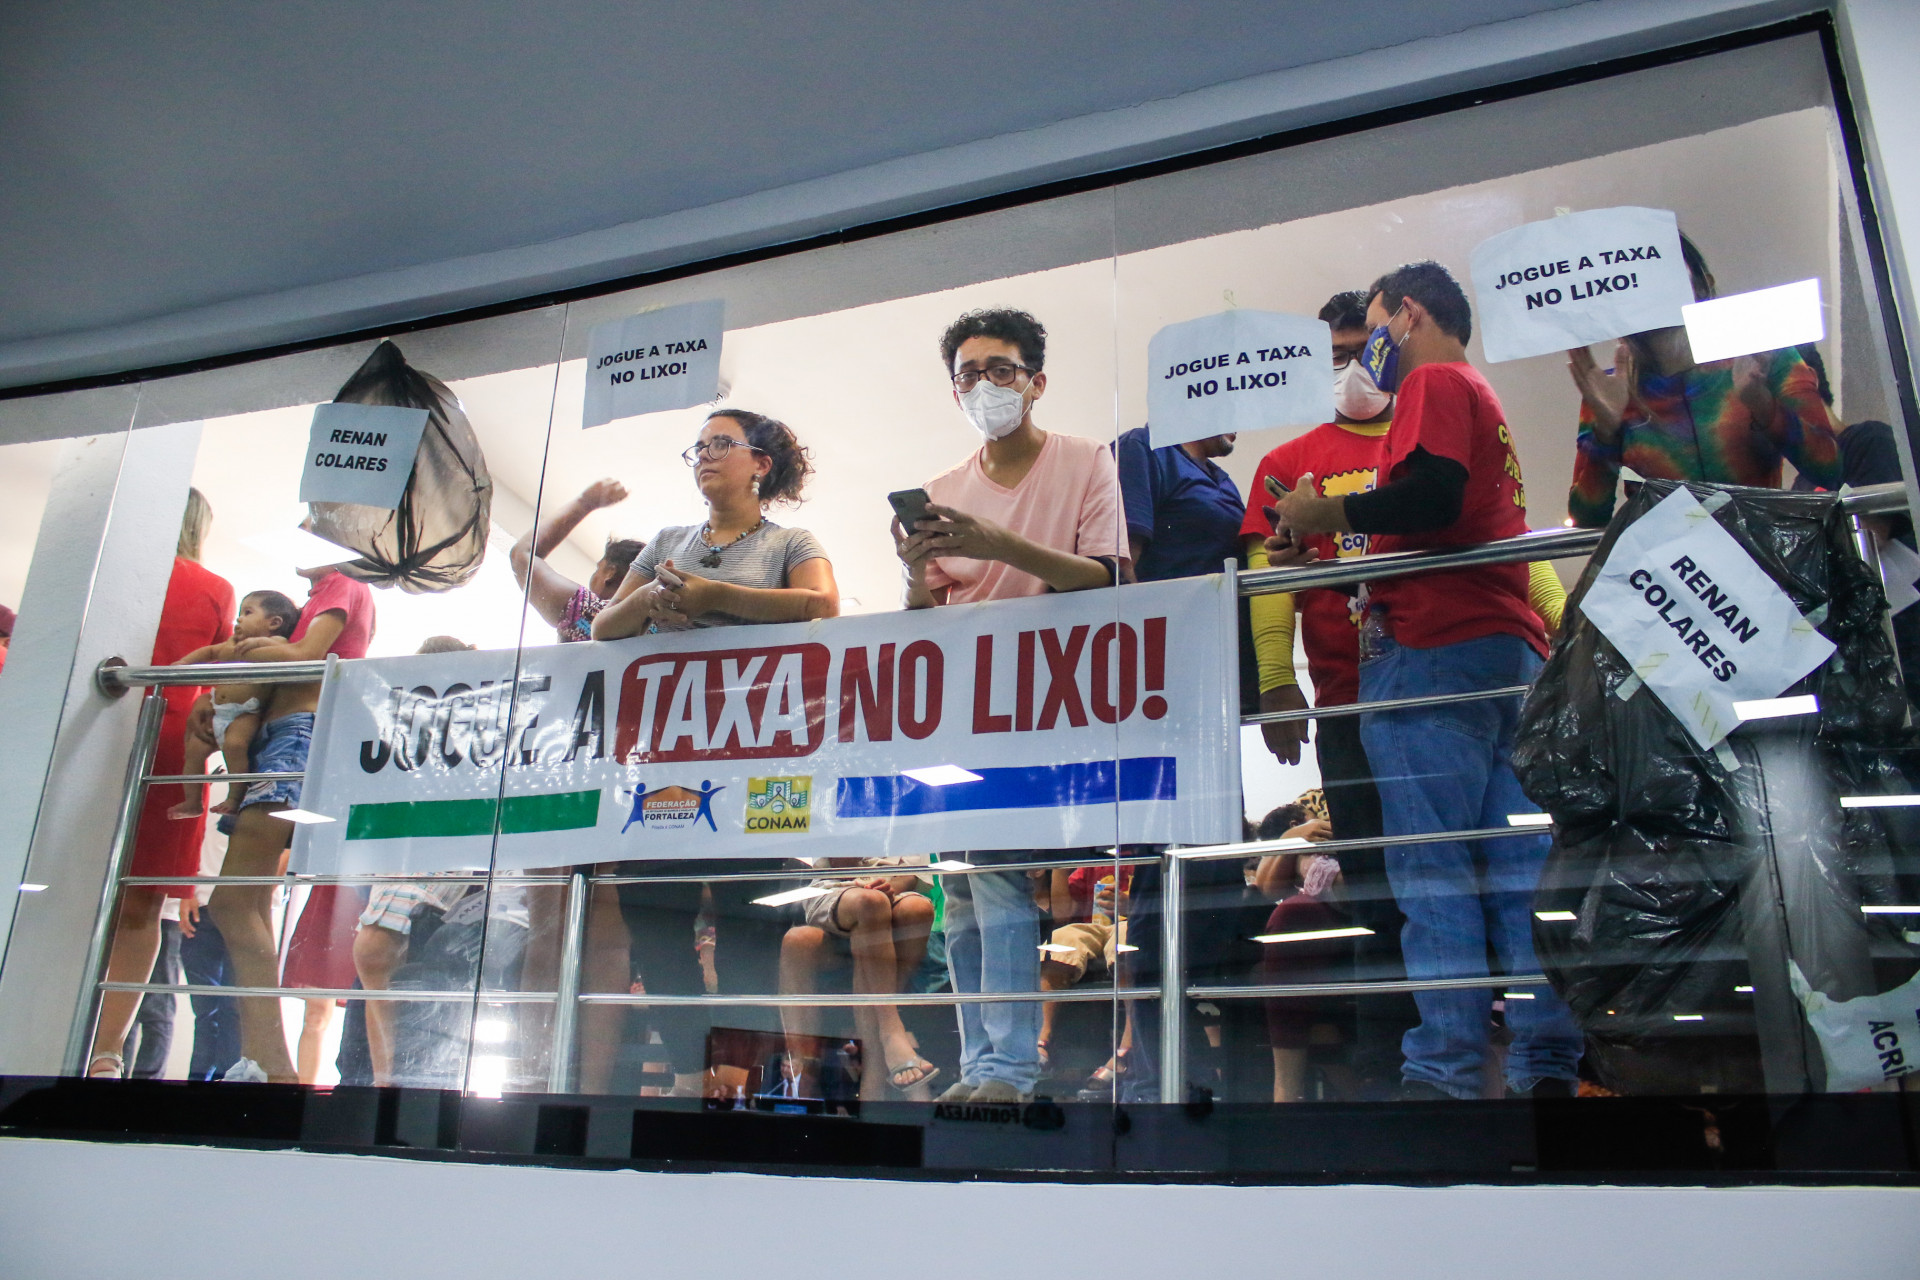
left=293, top=570, right=376, bottom=660
left=922, top=432, right=1125, bottom=605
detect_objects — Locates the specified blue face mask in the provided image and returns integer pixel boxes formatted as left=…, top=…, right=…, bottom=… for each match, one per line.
left=1361, top=305, right=1406, bottom=393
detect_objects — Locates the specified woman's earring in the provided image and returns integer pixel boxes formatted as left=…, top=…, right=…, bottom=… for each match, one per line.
left=752, top=476, right=763, bottom=499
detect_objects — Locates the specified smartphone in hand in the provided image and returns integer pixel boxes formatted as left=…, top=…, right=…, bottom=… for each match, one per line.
left=888, top=488, right=933, bottom=529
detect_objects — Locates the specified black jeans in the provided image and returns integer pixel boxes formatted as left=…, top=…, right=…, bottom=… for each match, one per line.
left=127, top=919, right=183, bottom=1078
left=180, top=914, right=241, bottom=1081
left=614, top=859, right=790, bottom=1076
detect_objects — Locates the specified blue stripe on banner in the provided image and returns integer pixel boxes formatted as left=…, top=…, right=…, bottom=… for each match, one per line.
left=835, top=757, right=1176, bottom=819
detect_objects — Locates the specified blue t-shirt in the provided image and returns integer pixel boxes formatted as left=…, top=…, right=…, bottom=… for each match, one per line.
left=1113, top=426, right=1245, bottom=582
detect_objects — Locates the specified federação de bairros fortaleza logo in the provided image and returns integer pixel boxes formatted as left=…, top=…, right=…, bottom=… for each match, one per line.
left=744, top=776, right=812, bottom=834
left=620, top=781, right=725, bottom=833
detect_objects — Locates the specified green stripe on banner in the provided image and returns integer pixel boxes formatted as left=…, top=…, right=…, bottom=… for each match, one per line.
left=345, top=790, right=602, bottom=840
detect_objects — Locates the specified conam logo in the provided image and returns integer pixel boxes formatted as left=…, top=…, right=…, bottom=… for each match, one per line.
left=745, top=776, right=812, bottom=834
left=620, top=781, right=725, bottom=833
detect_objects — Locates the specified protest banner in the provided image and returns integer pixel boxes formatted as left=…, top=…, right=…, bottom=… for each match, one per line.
left=1577, top=486, right=1835, bottom=747
left=1146, top=310, right=1333, bottom=449
left=581, top=299, right=725, bottom=429
left=1470, top=206, right=1695, bottom=364
left=292, top=575, right=1241, bottom=874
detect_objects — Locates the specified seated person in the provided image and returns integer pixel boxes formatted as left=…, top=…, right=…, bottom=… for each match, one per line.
left=1252, top=800, right=1352, bottom=1102
left=166, top=590, right=300, bottom=819
left=779, top=857, right=938, bottom=1099
left=1038, top=863, right=1134, bottom=1090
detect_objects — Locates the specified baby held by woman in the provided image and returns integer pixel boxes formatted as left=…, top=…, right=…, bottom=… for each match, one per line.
left=167, top=590, right=300, bottom=820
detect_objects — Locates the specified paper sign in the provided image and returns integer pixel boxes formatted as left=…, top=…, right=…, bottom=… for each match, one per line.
left=1877, top=537, right=1920, bottom=616
left=1470, top=207, right=1695, bottom=363
left=1146, top=310, right=1334, bottom=449
left=1578, top=486, right=1835, bottom=747
left=1790, top=960, right=1920, bottom=1091
left=298, top=402, right=431, bottom=510
left=581, top=299, right=724, bottom=429
left=291, top=575, right=1242, bottom=875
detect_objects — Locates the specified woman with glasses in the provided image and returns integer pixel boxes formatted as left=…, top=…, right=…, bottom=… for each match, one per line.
left=591, top=409, right=836, bottom=639
left=584, top=408, right=838, bottom=1099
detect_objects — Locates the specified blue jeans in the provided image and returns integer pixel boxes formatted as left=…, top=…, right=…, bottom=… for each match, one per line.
left=943, top=855, right=1041, bottom=1092
left=1358, top=630, right=1583, bottom=1097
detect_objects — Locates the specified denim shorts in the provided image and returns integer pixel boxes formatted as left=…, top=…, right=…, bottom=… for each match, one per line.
left=215, top=712, right=313, bottom=835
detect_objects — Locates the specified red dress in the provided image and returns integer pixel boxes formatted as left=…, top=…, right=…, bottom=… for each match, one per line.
left=129, top=557, right=235, bottom=896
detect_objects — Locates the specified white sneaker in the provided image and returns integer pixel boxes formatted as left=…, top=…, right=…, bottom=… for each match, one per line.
left=221, top=1057, right=268, bottom=1083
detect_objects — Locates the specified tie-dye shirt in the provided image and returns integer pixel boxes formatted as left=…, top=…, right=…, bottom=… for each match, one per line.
left=1568, top=346, right=1840, bottom=528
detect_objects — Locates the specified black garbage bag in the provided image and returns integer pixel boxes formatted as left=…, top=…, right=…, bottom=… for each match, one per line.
left=1513, top=479, right=1919, bottom=1093
left=389, top=889, right=529, bottom=1089
left=305, top=340, right=493, bottom=593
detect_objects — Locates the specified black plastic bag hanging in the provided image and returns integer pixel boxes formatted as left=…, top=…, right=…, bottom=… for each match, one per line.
left=305, top=340, right=493, bottom=592
left=1511, top=479, right=1919, bottom=1094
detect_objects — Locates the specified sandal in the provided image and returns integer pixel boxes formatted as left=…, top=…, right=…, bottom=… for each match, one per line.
left=1037, top=1038, right=1050, bottom=1069
left=86, top=1051, right=125, bottom=1079
left=888, top=1055, right=940, bottom=1092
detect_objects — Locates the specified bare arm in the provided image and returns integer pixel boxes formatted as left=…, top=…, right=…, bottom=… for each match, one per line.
left=660, top=557, right=839, bottom=624
left=231, top=612, right=346, bottom=663
left=511, top=479, right=627, bottom=627
left=591, top=567, right=664, bottom=640
left=909, top=502, right=1113, bottom=597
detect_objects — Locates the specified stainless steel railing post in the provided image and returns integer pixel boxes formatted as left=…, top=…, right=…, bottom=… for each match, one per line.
left=1157, top=850, right=1185, bottom=1104
left=546, top=870, right=589, bottom=1093
left=64, top=690, right=169, bottom=1075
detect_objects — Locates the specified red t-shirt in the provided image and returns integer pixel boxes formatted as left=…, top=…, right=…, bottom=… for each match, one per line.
left=1366, top=363, right=1545, bottom=656
left=294, top=570, right=376, bottom=660
left=151, top=556, right=236, bottom=666
left=1240, top=423, right=1388, bottom=706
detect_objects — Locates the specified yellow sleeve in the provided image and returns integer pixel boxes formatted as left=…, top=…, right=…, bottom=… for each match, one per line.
left=1528, top=560, right=1568, bottom=634
left=1245, top=541, right=1299, bottom=691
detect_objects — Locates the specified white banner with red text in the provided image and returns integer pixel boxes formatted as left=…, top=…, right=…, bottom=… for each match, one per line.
left=291, top=575, right=1241, bottom=874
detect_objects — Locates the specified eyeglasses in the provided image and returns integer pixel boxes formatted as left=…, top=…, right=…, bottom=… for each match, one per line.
left=950, top=362, right=1035, bottom=392
left=681, top=437, right=764, bottom=466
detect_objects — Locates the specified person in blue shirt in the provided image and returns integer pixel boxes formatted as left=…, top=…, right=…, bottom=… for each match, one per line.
left=1110, top=426, right=1257, bottom=1102
left=1113, top=428, right=1244, bottom=581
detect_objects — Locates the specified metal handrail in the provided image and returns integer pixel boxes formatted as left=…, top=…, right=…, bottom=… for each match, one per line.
left=69, top=479, right=1917, bottom=1103
left=1236, top=479, right=1909, bottom=598
left=98, top=657, right=329, bottom=695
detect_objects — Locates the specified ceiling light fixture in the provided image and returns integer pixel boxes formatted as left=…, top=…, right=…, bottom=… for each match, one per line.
left=751, top=885, right=835, bottom=908
left=1251, top=926, right=1374, bottom=944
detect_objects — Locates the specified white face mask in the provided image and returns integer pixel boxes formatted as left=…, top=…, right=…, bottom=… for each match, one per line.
left=957, top=378, right=1028, bottom=440
left=1333, top=358, right=1392, bottom=422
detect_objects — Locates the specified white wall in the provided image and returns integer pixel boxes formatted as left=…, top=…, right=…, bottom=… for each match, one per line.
left=3, top=1136, right=1918, bottom=1280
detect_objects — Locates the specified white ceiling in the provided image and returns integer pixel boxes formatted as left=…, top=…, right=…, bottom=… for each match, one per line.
left=0, top=0, right=1598, bottom=384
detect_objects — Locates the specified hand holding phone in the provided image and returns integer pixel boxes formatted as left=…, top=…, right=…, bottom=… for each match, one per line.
left=888, top=488, right=933, bottom=529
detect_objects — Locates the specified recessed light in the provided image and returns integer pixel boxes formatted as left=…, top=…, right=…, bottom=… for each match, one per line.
left=900, top=765, right=983, bottom=787
left=1535, top=910, right=1577, bottom=922
left=928, top=859, right=975, bottom=872
left=1672, top=1014, right=1705, bottom=1022
left=1862, top=905, right=1920, bottom=914
left=1251, top=926, right=1374, bottom=944
left=1732, top=695, right=1818, bottom=722
left=1503, top=992, right=1536, bottom=1000
left=1734, top=985, right=1755, bottom=994
left=1841, top=795, right=1920, bottom=808
left=1507, top=813, right=1553, bottom=827
left=17, top=883, right=47, bottom=893
left=751, top=885, right=835, bottom=907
